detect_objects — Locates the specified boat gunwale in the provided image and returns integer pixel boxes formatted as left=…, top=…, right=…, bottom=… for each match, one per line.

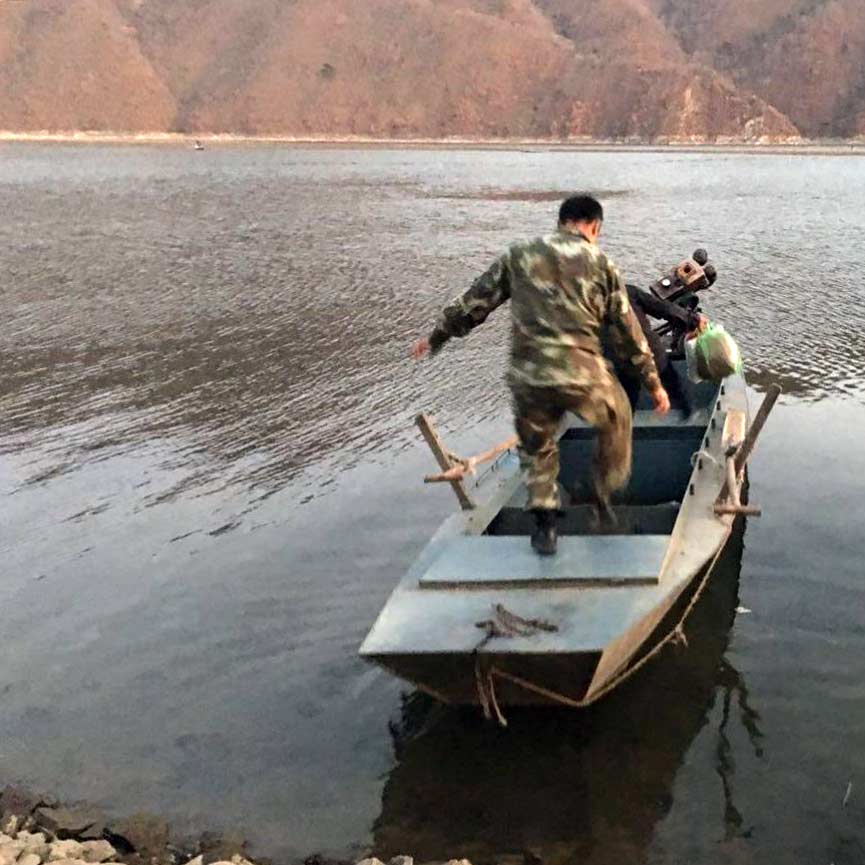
left=584, top=374, right=747, bottom=698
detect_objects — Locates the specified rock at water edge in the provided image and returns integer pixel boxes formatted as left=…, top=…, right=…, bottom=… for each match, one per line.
left=48, top=840, right=86, bottom=861
left=80, top=841, right=116, bottom=864
left=17, top=833, right=50, bottom=860
left=199, top=832, right=247, bottom=865
left=1, top=787, right=43, bottom=822
left=104, top=815, right=168, bottom=859
left=36, top=809, right=104, bottom=840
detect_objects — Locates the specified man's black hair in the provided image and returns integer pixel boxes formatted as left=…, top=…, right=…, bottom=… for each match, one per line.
left=559, top=195, right=603, bottom=225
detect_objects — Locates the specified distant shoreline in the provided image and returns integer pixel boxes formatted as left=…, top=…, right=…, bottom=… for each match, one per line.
left=3, top=130, right=865, bottom=155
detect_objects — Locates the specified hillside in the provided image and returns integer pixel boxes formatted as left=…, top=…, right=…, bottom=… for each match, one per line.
left=1, top=0, right=863, bottom=140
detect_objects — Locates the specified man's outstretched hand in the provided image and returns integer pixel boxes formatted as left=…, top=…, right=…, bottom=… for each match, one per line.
left=411, top=337, right=431, bottom=360
left=651, top=385, right=671, bottom=416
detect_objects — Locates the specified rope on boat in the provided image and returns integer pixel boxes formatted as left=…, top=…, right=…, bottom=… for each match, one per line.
left=691, top=448, right=721, bottom=469
left=500, top=605, right=559, bottom=634
left=471, top=446, right=515, bottom=488
left=474, top=661, right=508, bottom=727
left=474, top=657, right=493, bottom=720
left=474, top=603, right=559, bottom=651
left=473, top=604, right=559, bottom=725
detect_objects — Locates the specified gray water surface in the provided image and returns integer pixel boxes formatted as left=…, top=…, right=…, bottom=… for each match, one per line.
left=2, top=144, right=865, bottom=864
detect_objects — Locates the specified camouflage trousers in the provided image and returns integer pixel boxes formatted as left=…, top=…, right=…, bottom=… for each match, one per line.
left=510, top=372, right=633, bottom=513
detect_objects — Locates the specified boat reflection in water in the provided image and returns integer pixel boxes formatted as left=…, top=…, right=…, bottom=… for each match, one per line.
left=372, top=519, right=762, bottom=865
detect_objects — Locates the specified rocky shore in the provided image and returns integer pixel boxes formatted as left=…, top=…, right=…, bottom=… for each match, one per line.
left=0, top=787, right=483, bottom=865
left=0, top=786, right=262, bottom=865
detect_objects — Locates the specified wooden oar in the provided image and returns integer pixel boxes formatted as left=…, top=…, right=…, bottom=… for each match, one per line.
left=715, top=383, right=781, bottom=514
left=423, top=435, right=519, bottom=483
left=415, top=413, right=476, bottom=510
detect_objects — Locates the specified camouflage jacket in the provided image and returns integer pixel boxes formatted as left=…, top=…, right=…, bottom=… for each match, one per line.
left=429, top=229, right=661, bottom=392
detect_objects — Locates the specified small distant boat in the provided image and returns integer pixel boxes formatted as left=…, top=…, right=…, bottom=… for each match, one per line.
left=193, top=140, right=205, bottom=151
left=360, top=365, right=779, bottom=718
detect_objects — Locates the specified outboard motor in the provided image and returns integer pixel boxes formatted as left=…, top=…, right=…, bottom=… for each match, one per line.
left=650, top=248, right=716, bottom=303
left=650, top=248, right=718, bottom=354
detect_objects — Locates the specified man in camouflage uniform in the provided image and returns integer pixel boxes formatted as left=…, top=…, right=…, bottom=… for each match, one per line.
left=412, top=195, right=669, bottom=555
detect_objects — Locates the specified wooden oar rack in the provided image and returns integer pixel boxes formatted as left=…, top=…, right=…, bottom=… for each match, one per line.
left=714, top=384, right=781, bottom=518
left=415, top=413, right=518, bottom=512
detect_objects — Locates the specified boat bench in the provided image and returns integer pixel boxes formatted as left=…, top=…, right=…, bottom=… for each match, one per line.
left=419, top=535, right=669, bottom=588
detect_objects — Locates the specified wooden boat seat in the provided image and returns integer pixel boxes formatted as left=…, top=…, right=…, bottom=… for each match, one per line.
left=418, top=535, right=669, bottom=588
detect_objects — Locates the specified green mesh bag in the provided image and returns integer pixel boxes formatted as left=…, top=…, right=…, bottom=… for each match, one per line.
left=685, top=323, right=743, bottom=383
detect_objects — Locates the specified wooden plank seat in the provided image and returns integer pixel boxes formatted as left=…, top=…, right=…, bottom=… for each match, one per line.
left=418, top=535, right=670, bottom=589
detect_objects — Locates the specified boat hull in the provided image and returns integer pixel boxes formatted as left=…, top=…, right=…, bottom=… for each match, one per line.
left=360, top=367, right=750, bottom=708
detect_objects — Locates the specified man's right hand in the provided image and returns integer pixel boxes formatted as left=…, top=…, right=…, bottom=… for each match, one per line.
left=650, top=385, right=671, bottom=416
left=410, top=337, right=431, bottom=360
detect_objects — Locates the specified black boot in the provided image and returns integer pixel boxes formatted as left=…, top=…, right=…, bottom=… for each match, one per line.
left=531, top=509, right=558, bottom=556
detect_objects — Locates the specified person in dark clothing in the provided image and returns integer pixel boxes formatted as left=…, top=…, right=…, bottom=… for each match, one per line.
left=615, top=284, right=706, bottom=413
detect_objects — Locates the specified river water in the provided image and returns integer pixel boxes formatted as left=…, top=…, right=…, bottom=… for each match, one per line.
left=1, top=143, right=864, bottom=864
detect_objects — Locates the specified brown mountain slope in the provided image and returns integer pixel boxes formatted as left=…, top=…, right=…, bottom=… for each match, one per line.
left=4, top=0, right=859, bottom=139
left=653, top=0, right=865, bottom=137
left=0, top=0, right=175, bottom=130
left=164, top=0, right=579, bottom=137
left=531, top=0, right=795, bottom=139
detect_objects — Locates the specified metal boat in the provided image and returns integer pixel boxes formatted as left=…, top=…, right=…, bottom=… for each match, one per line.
left=361, top=249, right=778, bottom=717
left=360, top=365, right=777, bottom=715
